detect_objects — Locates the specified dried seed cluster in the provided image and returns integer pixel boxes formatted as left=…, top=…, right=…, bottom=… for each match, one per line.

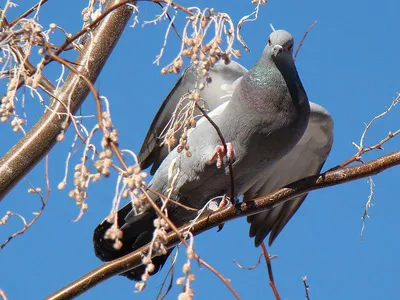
left=161, top=27, right=240, bottom=76
left=0, top=19, right=48, bottom=130
left=104, top=213, right=124, bottom=250
left=135, top=216, right=170, bottom=292
left=161, top=90, right=201, bottom=158
left=0, top=78, right=18, bottom=123
left=150, top=217, right=170, bottom=256
left=123, top=166, right=147, bottom=195
left=20, top=20, right=45, bottom=45
left=68, top=158, right=92, bottom=214
left=176, top=247, right=197, bottom=300
left=81, top=0, right=107, bottom=24
left=159, top=10, right=241, bottom=164
left=64, top=111, right=119, bottom=217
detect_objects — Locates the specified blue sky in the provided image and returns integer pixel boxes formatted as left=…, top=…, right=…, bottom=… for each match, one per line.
left=1, top=0, right=400, bottom=299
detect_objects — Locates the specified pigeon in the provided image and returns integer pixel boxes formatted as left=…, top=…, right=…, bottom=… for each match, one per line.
left=93, top=29, right=314, bottom=280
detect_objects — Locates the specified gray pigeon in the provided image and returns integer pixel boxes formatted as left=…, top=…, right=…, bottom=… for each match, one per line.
left=94, top=29, right=312, bottom=280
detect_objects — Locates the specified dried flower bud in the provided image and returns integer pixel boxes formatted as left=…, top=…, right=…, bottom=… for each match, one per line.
left=135, top=281, right=146, bottom=292
left=141, top=272, right=150, bottom=282
left=188, top=274, right=196, bottom=282
left=146, top=263, right=155, bottom=274
left=58, top=182, right=66, bottom=190
left=183, top=263, right=191, bottom=274
left=233, top=49, right=242, bottom=58
left=176, top=277, right=185, bottom=285
left=113, top=240, right=123, bottom=250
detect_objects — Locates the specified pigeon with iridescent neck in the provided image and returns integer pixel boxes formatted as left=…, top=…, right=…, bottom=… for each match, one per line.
left=94, top=29, right=315, bottom=281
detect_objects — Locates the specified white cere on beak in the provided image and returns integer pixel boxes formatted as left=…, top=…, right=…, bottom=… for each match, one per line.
left=272, top=44, right=283, bottom=57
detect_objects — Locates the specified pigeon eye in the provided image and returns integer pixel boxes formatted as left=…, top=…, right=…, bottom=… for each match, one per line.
left=288, top=44, right=293, bottom=51
left=268, top=38, right=271, bottom=45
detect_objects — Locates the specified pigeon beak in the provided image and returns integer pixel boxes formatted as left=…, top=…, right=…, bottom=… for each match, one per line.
left=272, top=45, right=283, bottom=57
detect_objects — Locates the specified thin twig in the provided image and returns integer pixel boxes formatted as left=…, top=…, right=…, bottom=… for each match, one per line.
left=195, top=103, right=235, bottom=202
left=8, top=0, right=49, bottom=27
left=338, top=93, right=400, bottom=168
left=53, top=1, right=132, bottom=57
left=149, top=0, right=194, bottom=16
left=360, top=176, right=375, bottom=241
left=261, top=242, right=280, bottom=300
left=294, top=21, right=317, bottom=61
left=140, top=188, right=241, bottom=299
left=157, top=250, right=177, bottom=300
left=233, top=253, right=263, bottom=270
left=146, top=188, right=199, bottom=212
left=0, top=16, right=56, bottom=104
left=0, top=155, right=50, bottom=250
left=302, top=276, right=310, bottom=300
left=237, top=0, right=266, bottom=52
left=154, top=2, right=182, bottom=41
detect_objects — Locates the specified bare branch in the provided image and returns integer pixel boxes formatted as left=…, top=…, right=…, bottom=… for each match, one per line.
left=360, top=176, right=375, bottom=241
left=149, top=0, right=195, bottom=16
left=237, top=0, right=266, bottom=52
left=45, top=150, right=400, bottom=299
left=339, top=93, right=400, bottom=168
left=261, top=242, right=280, bottom=300
left=0, top=155, right=50, bottom=250
left=294, top=21, right=317, bottom=61
left=156, top=250, right=177, bottom=299
left=233, top=253, right=263, bottom=270
left=302, top=276, right=310, bottom=300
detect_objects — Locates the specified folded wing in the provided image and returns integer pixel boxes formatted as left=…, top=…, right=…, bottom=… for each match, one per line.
left=245, top=102, right=334, bottom=246
left=138, top=61, right=247, bottom=174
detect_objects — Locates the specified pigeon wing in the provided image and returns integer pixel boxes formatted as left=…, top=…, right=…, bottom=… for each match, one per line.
left=245, top=102, right=334, bottom=246
left=138, top=61, right=247, bottom=174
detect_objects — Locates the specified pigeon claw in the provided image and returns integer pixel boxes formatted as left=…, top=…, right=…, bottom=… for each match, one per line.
left=209, top=142, right=236, bottom=168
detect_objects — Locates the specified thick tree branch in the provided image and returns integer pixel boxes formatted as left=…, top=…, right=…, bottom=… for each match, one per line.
left=45, top=150, right=400, bottom=300
left=0, top=0, right=134, bottom=201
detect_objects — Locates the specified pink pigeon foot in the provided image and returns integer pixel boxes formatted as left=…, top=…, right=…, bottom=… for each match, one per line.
left=209, top=142, right=236, bottom=168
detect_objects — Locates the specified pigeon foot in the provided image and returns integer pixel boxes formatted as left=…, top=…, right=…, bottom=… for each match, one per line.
left=209, top=142, right=236, bottom=168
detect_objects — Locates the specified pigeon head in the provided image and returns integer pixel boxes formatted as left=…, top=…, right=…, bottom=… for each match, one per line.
left=267, top=29, right=294, bottom=57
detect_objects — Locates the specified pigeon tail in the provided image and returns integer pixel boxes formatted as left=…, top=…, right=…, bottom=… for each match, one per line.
left=93, top=203, right=172, bottom=281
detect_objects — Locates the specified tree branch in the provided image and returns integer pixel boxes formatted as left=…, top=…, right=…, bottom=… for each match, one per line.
left=0, top=0, right=135, bottom=201
left=45, top=150, right=400, bottom=300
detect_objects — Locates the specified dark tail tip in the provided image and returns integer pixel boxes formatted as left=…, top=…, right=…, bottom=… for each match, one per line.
left=93, top=205, right=172, bottom=281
